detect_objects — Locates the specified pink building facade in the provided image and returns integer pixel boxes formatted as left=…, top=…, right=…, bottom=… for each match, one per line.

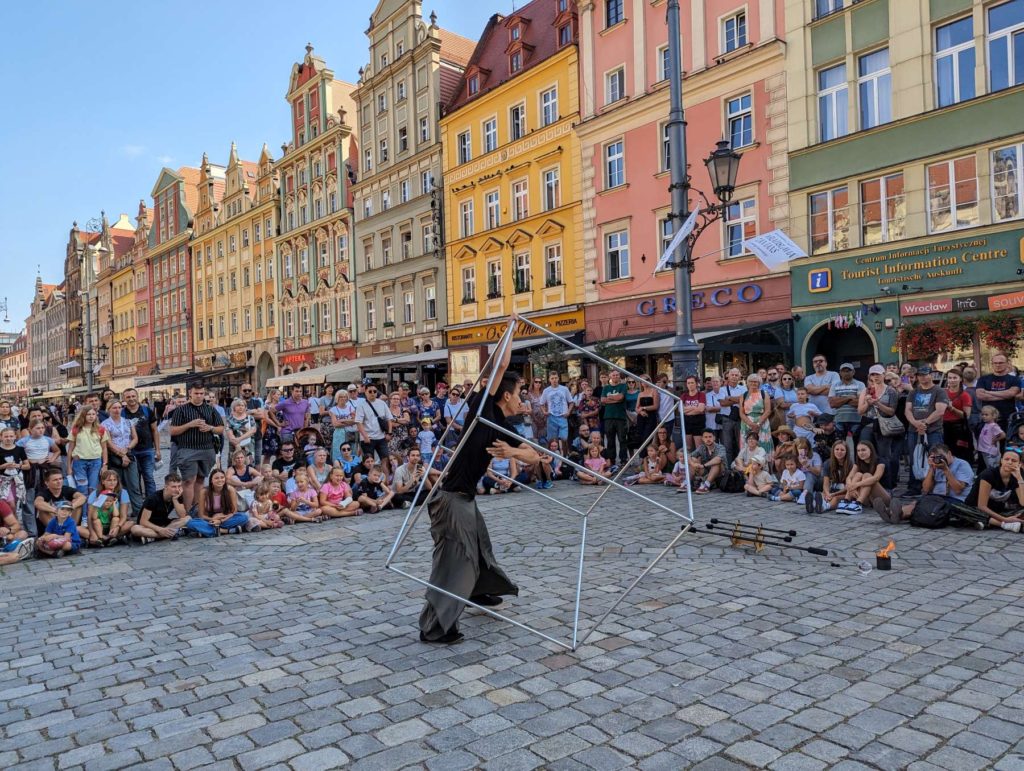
left=576, top=0, right=792, bottom=376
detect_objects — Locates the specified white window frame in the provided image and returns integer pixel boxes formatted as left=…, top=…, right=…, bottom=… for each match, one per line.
left=991, top=142, right=1024, bottom=222
left=543, top=168, right=561, bottom=210
left=987, top=0, right=1024, bottom=91
left=927, top=155, right=979, bottom=233
left=403, top=290, right=415, bottom=324
left=514, top=252, right=531, bottom=293
left=544, top=243, right=563, bottom=286
left=857, top=48, right=892, bottom=130
left=419, top=117, right=429, bottom=143
left=509, top=103, right=527, bottom=141
left=459, top=200, right=474, bottom=238
left=657, top=45, right=670, bottom=81
left=425, top=285, right=437, bottom=319
left=726, top=93, right=753, bottom=148
left=462, top=266, right=476, bottom=302
left=483, top=117, right=498, bottom=153
left=541, top=87, right=558, bottom=126
left=485, top=190, right=501, bottom=230
left=818, top=63, right=849, bottom=142
left=605, top=229, right=630, bottom=280
left=457, top=131, right=471, bottom=164
left=513, top=179, right=529, bottom=221
left=605, top=66, right=625, bottom=104
left=808, top=186, right=850, bottom=254
left=486, top=260, right=502, bottom=297
left=860, top=173, right=905, bottom=245
left=605, top=140, right=625, bottom=188
left=400, top=180, right=410, bottom=203
left=935, top=16, right=976, bottom=108
left=723, top=198, right=758, bottom=257
left=722, top=11, right=747, bottom=53
left=366, top=299, right=376, bottom=329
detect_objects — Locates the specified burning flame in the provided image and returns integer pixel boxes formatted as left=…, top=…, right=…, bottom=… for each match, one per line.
left=877, top=539, right=895, bottom=558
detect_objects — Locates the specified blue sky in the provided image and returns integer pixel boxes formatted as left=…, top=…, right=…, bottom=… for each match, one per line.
left=0, top=0, right=503, bottom=331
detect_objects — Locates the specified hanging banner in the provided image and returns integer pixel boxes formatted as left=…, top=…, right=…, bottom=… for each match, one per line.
left=654, top=207, right=701, bottom=273
left=744, top=229, right=807, bottom=270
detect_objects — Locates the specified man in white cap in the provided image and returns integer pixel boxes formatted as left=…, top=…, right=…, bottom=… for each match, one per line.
left=828, top=363, right=865, bottom=442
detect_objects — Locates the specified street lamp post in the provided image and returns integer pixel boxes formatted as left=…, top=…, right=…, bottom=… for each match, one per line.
left=665, top=0, right=742, bottom=387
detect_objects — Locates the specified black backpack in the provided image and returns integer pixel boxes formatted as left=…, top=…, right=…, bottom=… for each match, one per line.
left=718, top=469, right=745, bottom=494
left=909, top=495, right=950, bottom=528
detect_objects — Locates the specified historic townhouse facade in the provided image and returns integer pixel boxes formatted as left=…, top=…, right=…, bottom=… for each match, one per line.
left=192, top=143, right=279, bottom=389
left=0, top=333, right=28, bottom=399
left=93, top=213, right=135, bottom=385
left=148, top=166, right=200, bottom=375
left=43, top=285, right=67, bottom=397
left=785, top=0, right=1024, bottom=373
left=576, top=0, right=791, bottom=376
left=109, top=229, right=138, bottom=393
left=351, top=1, right=474, bottom=368
left=127, top=202, right=154, bottom=378
left=275, top=45, right=359, bottom=374
left=441, top=0, right=586, bottom=383
left=28, top=278, right=58, bottom=394
left=63, top=224, right=101, bottom=390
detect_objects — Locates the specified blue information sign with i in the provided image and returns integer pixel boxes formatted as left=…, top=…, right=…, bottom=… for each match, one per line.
left=808, top=268, right=832, bottom=293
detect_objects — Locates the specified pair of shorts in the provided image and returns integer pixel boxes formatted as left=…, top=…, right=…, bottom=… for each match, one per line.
left=546, top=415, right=569, bottom=441
left=176, top=448, right=216, bottom=483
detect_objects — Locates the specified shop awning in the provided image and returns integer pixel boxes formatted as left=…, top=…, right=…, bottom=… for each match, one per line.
left=383, top=348, right=448, bottom=367
left=184, top=366, right=249, bottom=383
left=620, top=329, right=741, bottom=355
left=58, top=360, right=80, bottom=371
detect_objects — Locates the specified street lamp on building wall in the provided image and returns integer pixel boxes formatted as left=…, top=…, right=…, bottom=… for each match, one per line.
left=665, top=0, right=743, bottom=385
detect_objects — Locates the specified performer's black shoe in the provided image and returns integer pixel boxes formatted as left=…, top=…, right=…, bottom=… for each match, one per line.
left=470, top=593, right=504, bottom=607
left=419, top=630, right=464, bottom=644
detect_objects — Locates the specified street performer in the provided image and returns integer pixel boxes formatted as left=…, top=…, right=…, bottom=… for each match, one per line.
left=419, top=315, right=540, bottom=644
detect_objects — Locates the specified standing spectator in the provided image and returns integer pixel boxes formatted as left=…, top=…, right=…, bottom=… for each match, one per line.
left=740, top=374, right=774, bottom=456
left=977, top=405, right=1006, bottom=470
left=704, top=375, right=723, bottom=441
left=384, top=392, right=412, bottom=474
left=718, top=368, right=746, bottom=463
left=526, top=376, right=548, bottom=445
left=791, top=365, right=806, bottom=387
left=169, top=384, right=224, bottom=513
left=0, top=400, right=20, bottom=433
left=239, top=384, right=265, bottom=463
left=600, top=370, right=629, bottom=468
left=315, top=385, right=336, bottom=446
left=804, top=355, right=840, bottom=415
left=904, top=366, right=949, bottom=495
left=328, top=389, right=359, bottom=462
left=772, top=372, right=799, bottom=421
left=225, top=399, right=258, bottom=462
left=122, top=388, right=160, bottom=502
left=975, top=353, right=1021, bottom=429
left=635, top=377, right=661, bottom=446
left=828, top=363, right=865, bottom=441
left=577, top=382, right=601, bottom=431
left=540, top=371, right=574, bottom=456
left=679, top=376, right=705, bottom=450
left=276, top=384, right=311, bottom=442
left=354, top=384, right=391, bottom=468
left=68, top=407, right=107, bottom=497
left=442, top=386, right=468, bottom=443
left=961, top=366, right=982, bottom=438
left=858, top=364, right=901, bottom=488
left=655, top=373, right=677, bottom=441
left=942, top=369, right=973, bottom=461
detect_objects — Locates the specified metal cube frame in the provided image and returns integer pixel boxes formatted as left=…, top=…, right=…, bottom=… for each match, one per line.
left=385, top=318, right=695, bottom=651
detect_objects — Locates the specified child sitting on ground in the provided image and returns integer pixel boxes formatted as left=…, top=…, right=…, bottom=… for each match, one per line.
left=578, top=443, right=611, bottom=485
left=624, top=444, right=664, bottom=485
left=774, top=457, right=806, bottom=502
left=37, top=501, right=81, bottom=557
left=319, top=466, right=361, bottom=518
left=354, top=465, right=395, bottom=512
left=249, top=482, right=284, bottom=529
left=744, top=457, right=778, bottom=498
left=285, top=468, right=323, bottom=523
left=86, top=470, right=133, bottom=546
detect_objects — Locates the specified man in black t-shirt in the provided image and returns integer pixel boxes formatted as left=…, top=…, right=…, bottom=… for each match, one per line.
left=33, top=468, right=86, bottom=530
left=123, top=388, right=161, bottom=503
left=132, top=473, right=190, bottom=542
left=169, top=384, right=224, bottom=512
left=419, top=318, right=541, bottom=645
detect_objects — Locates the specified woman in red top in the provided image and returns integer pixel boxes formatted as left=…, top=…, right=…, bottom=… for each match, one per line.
left=681, top=376, right=706, bottom=450
left=943, top=369, right=973, bottom=461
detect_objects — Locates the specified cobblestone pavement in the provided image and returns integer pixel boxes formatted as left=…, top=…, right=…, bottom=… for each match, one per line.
left=3, top=467, right=1024, bottom=770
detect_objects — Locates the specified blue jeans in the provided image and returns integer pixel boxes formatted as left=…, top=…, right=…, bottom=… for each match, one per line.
left=72, top=458, right=102, bottom=496
left=219, top=512, right=249, bottom=531
left=546, top=415, right=569, bottom=442
left=133, top=449, right=157, bottom=499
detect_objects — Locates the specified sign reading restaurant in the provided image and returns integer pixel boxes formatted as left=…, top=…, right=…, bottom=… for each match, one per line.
left=446, top=309, right=584, bottom=347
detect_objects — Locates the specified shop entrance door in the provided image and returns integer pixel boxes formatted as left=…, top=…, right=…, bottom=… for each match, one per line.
left=806, top=325, right=877, bottom=378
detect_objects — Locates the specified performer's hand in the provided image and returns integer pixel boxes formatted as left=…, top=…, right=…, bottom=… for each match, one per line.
left=487, top=440, right=516, bottom=459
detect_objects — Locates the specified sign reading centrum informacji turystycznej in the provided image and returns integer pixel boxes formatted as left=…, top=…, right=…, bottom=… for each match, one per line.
left=791, top=227, right=1024, bottom=306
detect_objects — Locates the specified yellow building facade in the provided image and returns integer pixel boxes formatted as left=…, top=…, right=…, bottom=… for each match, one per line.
left=441, top=2, right=583, bottom=381
left=109, top=260, right=137, bottom=392
left=191, top=143, right=279, bottom=390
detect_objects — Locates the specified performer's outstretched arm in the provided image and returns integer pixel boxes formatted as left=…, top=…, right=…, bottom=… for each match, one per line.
left=488, top=439, right=540, bottom=466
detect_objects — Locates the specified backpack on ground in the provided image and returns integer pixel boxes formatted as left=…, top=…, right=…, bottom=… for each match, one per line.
left=909, top=495, right=950, bottom=529
left=718, top=469, right=745, bottom=494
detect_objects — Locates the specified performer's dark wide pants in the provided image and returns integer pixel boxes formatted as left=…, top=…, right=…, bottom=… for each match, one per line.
left=418, top=490, right=519, bottom=639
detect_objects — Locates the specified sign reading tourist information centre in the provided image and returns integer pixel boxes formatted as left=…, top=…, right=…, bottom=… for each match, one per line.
left=790, top=224, right=1024, bottom=365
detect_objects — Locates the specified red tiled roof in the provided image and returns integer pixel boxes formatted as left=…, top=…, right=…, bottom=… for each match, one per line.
left=446, top=0, right=577, bottom=114
left=111, top=233, right=134, bottom=259
left=240, top=160, right=260, bottom=181
left=79, top=231, right=102, bottom=245
left=438, top=28, right=476, bottom=67
left=178, top=166, right=202, bottom=215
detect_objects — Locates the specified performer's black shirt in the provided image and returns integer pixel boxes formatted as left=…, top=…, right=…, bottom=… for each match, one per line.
left=442, top=389, right=521, bottom=495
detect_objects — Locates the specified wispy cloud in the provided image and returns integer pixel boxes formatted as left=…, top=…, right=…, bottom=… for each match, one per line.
left=121, top=144, right=146, bottom=158
left=157, top=154, right=174, bottom=165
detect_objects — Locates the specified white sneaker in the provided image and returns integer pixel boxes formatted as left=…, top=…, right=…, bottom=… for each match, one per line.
left=1001, top=521, right=1021, bottom=533
left=15, top=538, right=35, bottom=561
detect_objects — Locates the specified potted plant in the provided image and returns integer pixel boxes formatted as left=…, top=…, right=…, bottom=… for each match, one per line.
left=977, top=314, right=1022, bottom=356
left=545, top=275, right=561, bottom=288
left=514, top=276, right=531, bottom=294
left=383, top=320, right=395, bottom=328
left=461, top=294, right=475, bottom=305
left=896, top=322, right=944, bottom=360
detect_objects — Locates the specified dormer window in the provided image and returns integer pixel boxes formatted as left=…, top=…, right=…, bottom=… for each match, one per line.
left=510, top=52, right=522, bottom=73
left=511, top=26, right=521, bottom=41
left=468, top=75, right=480, bottom=95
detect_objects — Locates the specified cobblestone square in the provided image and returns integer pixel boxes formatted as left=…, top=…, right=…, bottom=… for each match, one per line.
left=3, top=479, right=1024, bottom=769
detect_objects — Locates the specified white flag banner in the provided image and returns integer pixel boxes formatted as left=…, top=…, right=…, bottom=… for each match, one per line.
left=654, top=207, right=700, bottom=273
left=743, top=229, right=806, bottom=270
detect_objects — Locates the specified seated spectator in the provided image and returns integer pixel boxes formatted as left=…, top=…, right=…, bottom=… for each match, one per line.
left=197, top=468, right=251, bottom=534
left=318, top=466, right=361, bottom=518
left=795, top=438, right=823, bottom=511
left=812, top=413, right=841, bottom=462
left=36, top=496, right=82, bottom=558
left=532, top=440, right=564, bottom=488
left=392, top=448, right=433, bottom=508
left=878, top=444, right=973, bottom=524
left=977, top=405, right=1006, bottom=470
left=248, top=483, right=284, bottom=530
left=86, top=470, right=133, bottom=547
left=479, top=454, right=529, bottom=493
left=335, top=443, right=365, bottom=483
left=686, top=429, right=727, bottom=494
left=306, top=447, right=333, bottom=491
left=776, top=457, right=805, bottom=502
left=836, top=441, right=888, bottom=514
left=285, top=468, right=323, bottom=522
left=354, top=465, right=394, bottom=512
left=787, top=387, right=821, bottom=442
left=651, top=427, right=678, bottom=472
left=813, top=440, right=852, bottom=513
left=267, top=479, right=289, bottom=516
left=577, top=444, right=611, bottom=486
left=1009, top=421, right=1024, bottom=452
left=744, top=457, right=778, bottom=498
left=34, top=468, right=86, bottom=531
left=771, top=426, right=797, bottom=476
left=272, top=442, right=301, bottom=492
left=624, top=444, right=665, bottom=486
left=0, top=427, right=29, bottom=532
left=226, top=451, right=262, bottom=511
left=732, top=432, right=767, bottom=474
left=569, top=424, right=593, bottom=467
left=965, top=450, right=1024, bottom=531
left=132, top=473, right=192, bottom=543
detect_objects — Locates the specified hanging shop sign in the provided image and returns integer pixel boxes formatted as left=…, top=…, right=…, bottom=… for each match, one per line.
left=636, top=283, right=764, bottom=316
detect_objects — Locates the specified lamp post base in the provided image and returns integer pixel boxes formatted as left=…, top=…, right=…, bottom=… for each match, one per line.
left=670, top=337, right=702, bottom=387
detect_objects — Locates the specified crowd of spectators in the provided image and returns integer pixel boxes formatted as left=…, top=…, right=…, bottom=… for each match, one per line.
left=1, top=352, right=1022, bottom=564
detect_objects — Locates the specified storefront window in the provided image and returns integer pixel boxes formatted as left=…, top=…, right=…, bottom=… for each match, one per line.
left=992, top=143, right=1022, bottom=221
left=861, top=173, right=905, bottom=245
left=927, top=155, right=979, bottom=232
left=809, top=186, right=850, bottom=254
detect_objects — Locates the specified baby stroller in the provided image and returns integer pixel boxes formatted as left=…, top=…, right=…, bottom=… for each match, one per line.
left=1008, top=410, right=1024, bottom=451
